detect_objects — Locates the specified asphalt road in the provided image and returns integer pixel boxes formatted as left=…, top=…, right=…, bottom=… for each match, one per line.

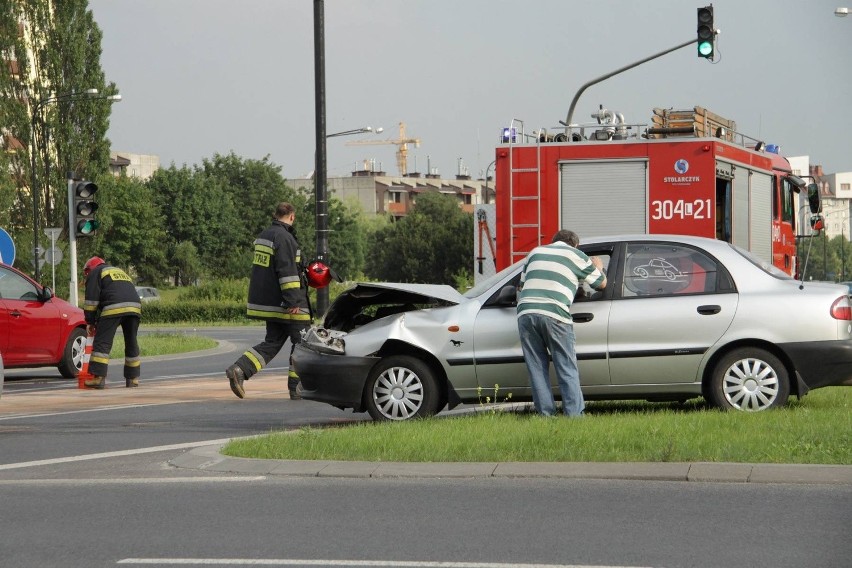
left=1, top=327, right=850, bottom=567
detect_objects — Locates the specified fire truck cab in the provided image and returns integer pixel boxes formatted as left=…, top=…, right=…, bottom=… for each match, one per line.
left=494, top=106, right=809, bottom=275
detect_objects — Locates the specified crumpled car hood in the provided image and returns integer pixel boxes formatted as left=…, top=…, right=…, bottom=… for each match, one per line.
left=302, top=282, right=466, bottom=354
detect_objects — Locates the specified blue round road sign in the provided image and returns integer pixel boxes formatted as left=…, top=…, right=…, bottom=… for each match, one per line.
left=0, top=228, right=16, bottom=265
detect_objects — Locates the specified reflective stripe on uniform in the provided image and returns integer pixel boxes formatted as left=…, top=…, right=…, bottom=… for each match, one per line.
left=244, top=348, right=264, bottom=372
left=100, top=305, right=142, bottom=318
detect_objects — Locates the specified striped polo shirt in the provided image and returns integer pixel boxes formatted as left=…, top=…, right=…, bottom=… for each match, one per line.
left=517, top=241, right=605, bottom=324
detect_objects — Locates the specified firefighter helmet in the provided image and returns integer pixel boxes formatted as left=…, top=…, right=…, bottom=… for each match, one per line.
left=83, top=256, right=105, bottom=276
left=306, top=261, right=332, bottom=289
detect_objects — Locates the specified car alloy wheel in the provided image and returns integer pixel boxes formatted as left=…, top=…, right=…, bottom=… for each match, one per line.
left=58, top=327, right=87, bottom=378
left=365, top=355, right=440, bottom=421
left=709, top=348, right=790, bottom=411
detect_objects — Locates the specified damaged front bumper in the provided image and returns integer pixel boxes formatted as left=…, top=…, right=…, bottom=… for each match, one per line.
left=291, top=343, right=379, bottom=412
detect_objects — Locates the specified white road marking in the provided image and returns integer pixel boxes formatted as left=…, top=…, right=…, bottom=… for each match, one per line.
left=117, top=560, right=650, bottom=567
left=0, top=477, right=265, bottom=485
left=0, top=438, right=233, bottom=471
left=0, top=400, right=202, bottom=421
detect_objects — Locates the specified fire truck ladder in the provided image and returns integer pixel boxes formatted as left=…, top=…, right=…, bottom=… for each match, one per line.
left=506, top=119, right=543, bottom=264
left=476, top=208, right=497, bottom=274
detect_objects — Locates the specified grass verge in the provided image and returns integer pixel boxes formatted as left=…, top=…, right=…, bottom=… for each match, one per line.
left=109, top=332, right=218, bottom=358
left=224, top=387, right=851, bottom=465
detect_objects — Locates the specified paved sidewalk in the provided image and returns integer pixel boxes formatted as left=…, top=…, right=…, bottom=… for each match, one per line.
left=170, top=441, right=852, bottom=485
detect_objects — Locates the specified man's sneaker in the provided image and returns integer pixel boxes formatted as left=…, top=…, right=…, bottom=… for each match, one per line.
left=289, top=381, right=302, bottom=401
left=126, top=378, right=139, bottom=388
left=226, top=366, right=245, bottom=399
left=84, top=376, right=106, bottom=389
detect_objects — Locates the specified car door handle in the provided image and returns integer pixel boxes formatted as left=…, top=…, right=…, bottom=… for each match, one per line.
left=697, top=305, right=721, bottom=315
left=573, top=313, right=594, bottom=323
left=9, top=310, right=22, bottom=318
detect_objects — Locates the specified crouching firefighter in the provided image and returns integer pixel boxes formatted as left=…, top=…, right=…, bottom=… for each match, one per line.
left=225, top=202, right=312, bottom=400
left=82, top=257, right=143, bottom=389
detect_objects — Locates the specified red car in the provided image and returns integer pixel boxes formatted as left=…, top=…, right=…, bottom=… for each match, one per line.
left=0, top=263, right=87, bottom=378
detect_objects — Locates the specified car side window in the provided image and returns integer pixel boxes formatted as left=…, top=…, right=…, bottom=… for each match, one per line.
left=622, top=243, right=720, bottom=298
left=0, top=267, right=39, bottom=301
left=574, top=252, right=612, bottom=302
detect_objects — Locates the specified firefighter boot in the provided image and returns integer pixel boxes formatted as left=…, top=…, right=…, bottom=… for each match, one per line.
left=84, top=376, right=106, bottom=390
left=126, top=378, right=139, bottom=388
left=226, top=365, right=245, bottom=399
left=288, top=378, right=302, bottom=401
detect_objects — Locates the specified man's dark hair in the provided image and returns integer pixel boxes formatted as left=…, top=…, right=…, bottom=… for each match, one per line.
left=275, top=202, right=295, bottom=218
left=552, top=229, right=579, bottom=247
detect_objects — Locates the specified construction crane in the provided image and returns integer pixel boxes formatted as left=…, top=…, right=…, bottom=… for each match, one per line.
left=346, top=122, right=420, bottom=176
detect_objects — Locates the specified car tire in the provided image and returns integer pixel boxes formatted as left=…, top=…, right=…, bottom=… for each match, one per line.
left=58, top=327, right=87, bottom=378
left=708, top=348, right=790, bottom=411
left=365, top=355, right=440, bottom=421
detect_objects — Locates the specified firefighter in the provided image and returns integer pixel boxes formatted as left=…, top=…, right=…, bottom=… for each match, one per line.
left=225, top=202, right=311, bottom=400
left=82, top=256, right=143, bottom=389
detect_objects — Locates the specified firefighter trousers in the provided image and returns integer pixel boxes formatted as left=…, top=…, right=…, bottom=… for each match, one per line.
left=232, top=320, right=308, bottom=390
left=89, top=315, right=141, bottom=380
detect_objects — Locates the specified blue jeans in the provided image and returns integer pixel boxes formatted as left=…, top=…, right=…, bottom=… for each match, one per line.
left=518, top=313, right=585, bottom=416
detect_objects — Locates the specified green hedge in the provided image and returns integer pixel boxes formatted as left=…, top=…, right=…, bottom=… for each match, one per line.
left=140, top=300, right=249, bottom=324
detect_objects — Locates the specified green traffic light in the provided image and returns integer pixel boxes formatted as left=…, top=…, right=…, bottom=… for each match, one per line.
left=698, top=41, right=713, bottom=57
left=77, top=219, right=100, bottom=235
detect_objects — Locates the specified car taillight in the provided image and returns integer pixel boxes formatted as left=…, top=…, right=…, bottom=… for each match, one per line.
left=830, top=296, right=852, bottom=320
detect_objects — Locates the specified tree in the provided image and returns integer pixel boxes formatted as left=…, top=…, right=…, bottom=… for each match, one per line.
left=199, top=152, right=300, bottom=244
left=89, top=174, right=169, bottom=284
left=367, top=192, right=473, bottom=285
left=1, top=0, right=117, bottom=282
left=145, top=164, right=247, bottom=280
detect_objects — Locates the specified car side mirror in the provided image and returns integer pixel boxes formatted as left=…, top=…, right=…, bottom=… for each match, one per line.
left=807, top=183, right=822, bottom=214
left=39, top=286, right=54, bottom=302
left=495, top=284, right=517, bottom=306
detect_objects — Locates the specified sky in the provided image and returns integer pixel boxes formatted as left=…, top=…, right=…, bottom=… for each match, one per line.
left=87, top=0, right=852, bottom=180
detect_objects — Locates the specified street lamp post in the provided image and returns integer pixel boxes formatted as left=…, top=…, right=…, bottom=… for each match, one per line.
left=28, top=88, right=120, bottom=282
left=313, top=125, right=382, bottom=316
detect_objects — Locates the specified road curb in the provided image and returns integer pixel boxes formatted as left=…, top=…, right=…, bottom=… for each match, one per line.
left=170, top=442, right=852, bottom=485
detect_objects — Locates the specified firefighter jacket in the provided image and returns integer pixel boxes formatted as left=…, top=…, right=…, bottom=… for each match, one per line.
left=83, top=264, right=142, bottom=325
left=246, top=219, right=310, bottom=322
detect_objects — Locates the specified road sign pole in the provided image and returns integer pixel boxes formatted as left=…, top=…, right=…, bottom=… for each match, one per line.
left=67, top=173, right=79, bottom=306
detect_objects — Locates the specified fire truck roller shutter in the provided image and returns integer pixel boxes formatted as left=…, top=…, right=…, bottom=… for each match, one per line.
left=749, top=172, right=772, bottom=264
left=559, top=160, right=648, bottom=239
left=731, top=169, right=772, bottom=266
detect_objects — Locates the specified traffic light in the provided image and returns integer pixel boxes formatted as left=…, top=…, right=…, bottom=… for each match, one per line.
left=697, top=6, right=715, bottom=59
left=72, top=180, right=100, bottom=237
left=810, top=215, right=824, bottom=233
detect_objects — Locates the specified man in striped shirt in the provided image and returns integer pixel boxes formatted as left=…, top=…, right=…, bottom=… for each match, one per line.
left=517, top=230, right=606, bottom=416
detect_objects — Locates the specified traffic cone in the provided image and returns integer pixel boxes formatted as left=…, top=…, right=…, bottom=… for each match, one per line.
left=77, top=329, right=96, bottom=389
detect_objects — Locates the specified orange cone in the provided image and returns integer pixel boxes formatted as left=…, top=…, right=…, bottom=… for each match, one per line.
left=77, top=330, right=96, bottom=389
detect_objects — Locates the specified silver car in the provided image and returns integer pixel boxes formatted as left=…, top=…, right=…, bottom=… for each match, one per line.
left=293, top=235, right=852, bottom=421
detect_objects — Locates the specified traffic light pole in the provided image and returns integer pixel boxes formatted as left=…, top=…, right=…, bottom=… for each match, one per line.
left=561, top=37, right=700, bottom=133
left=67, top=173, right=80, bottom=306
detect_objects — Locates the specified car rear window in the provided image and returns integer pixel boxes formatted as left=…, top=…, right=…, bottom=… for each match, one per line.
left=728, top=243, right=793, bottom=280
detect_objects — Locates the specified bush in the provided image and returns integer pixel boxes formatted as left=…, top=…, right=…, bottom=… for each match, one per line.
left=141, top=300, right=247, bottom=324
left=178, top=278, right=248, bottom=302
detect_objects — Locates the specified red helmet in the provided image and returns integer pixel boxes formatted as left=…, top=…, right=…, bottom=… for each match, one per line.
left=83, top=256, right=105, bottom=277
left=306, top=261, right=332, bottom=289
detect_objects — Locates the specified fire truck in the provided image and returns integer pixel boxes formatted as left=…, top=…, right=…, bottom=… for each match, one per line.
left=493, top=106, right=811, bottom=275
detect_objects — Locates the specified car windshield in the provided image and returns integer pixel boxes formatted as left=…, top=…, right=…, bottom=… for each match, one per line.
left=728, top=243, right=793, bottom=280
left=463, top=260, right=524, bottom=299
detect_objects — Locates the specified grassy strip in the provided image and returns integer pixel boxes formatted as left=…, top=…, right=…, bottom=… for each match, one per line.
left=109, top=332, right=217, bottom=358
left=224, top=387, right=851, bottom=465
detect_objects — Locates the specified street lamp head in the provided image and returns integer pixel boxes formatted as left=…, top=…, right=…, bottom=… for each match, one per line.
left=83, top=88, right=99, bottom=95
left=106, top=94, right=122, bottom=102
left=836, top=7, right=849, bottom=17
left=375, top=127, right=384, bottom=134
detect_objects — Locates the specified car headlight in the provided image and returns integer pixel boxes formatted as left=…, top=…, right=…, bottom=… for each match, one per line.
left=302, top=327, right=346, bottom=355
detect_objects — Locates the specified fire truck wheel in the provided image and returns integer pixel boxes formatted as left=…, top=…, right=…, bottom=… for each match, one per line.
left=708, top=348, right=790, bottom=412
left=364, top=355, right=440, bottom=421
